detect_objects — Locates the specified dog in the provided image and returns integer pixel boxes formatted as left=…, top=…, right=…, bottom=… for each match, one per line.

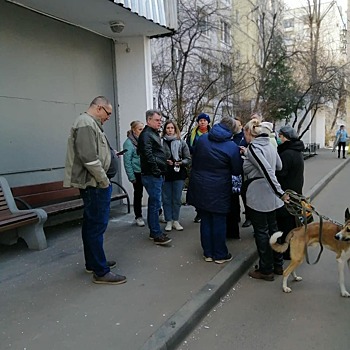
left=270, top=208, right=350, bottom=297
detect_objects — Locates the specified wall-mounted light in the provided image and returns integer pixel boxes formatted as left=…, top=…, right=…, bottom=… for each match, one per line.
left=109, top=21, right=125, bottom=33
left=115, top=40, right=131, bottom=53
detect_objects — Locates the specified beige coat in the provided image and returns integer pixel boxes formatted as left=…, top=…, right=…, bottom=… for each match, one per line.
left=63, top=113, right=111, bottom=189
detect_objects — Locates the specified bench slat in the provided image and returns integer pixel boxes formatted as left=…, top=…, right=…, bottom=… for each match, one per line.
left=42, top=193, right=128, bottom=215
left=11, top=181, right=66, bottom=196
left=17, top=188, right=80, bottom=208
left=10, top=180, right=130, bottom=217
left=0, top=212, right=39, bottom=232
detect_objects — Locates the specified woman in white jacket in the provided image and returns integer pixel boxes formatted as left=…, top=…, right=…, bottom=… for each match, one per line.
left=241, top=119, right=289, bottom=281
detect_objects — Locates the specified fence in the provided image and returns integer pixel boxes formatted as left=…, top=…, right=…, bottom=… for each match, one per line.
left=303, top=143, right=319, bottom=159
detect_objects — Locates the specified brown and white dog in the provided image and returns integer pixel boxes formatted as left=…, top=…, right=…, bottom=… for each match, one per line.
left=270, top=208, right=350, bottom=297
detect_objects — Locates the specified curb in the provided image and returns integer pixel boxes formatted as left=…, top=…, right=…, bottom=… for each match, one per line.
left=140, top=245, right=258, bottom=350
left=140, top=156, right=349, bottom=350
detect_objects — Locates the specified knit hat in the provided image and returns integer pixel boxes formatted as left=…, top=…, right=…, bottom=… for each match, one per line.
left=279, top=125, right=298, bottom=140
left=261, top=121, right=274, bottom=133
left=196, top=113, right=210, bottom=124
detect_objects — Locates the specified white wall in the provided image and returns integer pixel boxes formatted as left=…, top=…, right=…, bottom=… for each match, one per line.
left=114, top=36, right=154, bottom=201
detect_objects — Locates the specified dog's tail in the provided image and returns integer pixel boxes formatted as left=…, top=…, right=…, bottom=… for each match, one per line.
left=269, top=231, right=289, bottom=253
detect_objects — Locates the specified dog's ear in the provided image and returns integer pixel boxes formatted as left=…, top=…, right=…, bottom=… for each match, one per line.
left=345, top=208, right=350, bottom=221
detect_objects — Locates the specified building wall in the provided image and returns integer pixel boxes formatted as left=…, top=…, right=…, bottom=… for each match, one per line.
left=114, top=36, right=154, bottom=199
left=0, top=2, right=116, bottom=186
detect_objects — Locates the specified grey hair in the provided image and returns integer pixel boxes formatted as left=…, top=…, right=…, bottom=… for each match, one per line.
left=90, top=96, right=111, bottom=107
left=220, top=116, right=238, bottom=133
left=145, top=109, right=161, bottom=121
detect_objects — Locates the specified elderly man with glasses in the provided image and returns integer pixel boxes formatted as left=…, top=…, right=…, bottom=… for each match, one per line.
left=64, top=96, right=127, bottom=285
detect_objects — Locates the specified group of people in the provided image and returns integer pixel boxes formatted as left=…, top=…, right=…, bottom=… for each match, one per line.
left=63, top=95, right=305, bottom=285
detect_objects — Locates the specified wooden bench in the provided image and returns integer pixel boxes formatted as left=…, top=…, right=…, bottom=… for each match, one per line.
left=0, top=177, right=47, bottom=250
left=11, top=180, right=131, bottom=216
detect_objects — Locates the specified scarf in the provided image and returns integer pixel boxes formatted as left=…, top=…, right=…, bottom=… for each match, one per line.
left=163, top=134, right=182, bottom=161
left=127, top=131, right=139, bottom=149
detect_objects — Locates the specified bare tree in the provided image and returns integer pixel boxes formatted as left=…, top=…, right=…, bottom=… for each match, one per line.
left=286, top=0, right=348, bottom=138
left=151, top=0, right=252, bottom=134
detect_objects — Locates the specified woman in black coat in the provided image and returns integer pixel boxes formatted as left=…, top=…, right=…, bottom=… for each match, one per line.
left=276, top=125, right=305, bottom=259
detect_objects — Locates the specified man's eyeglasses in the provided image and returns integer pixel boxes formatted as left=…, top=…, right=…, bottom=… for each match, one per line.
left=100, top=106, right=111, bottom=116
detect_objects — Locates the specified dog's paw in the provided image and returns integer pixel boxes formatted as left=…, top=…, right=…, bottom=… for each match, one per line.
left=294, top=276, right=303, bottom=282
left=341, top=290, right=350, bottom=297
left=283, top=287, right=292, bottom=293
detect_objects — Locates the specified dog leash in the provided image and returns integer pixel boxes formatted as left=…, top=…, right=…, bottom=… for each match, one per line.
left=284, top=190, right=342, bottom=264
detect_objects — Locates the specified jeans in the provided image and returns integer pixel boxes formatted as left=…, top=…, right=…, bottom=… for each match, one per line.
left=133, top=172, right=144, bottom=219
left=162, top=180, right=184, bottom=221
left=249, top=207, right=283, bottom=274
left=338, top=141, right=346, bottom=157
left=199, top=209, right=229, bottom=260
left=142, top=175, right=163, bottom=238
left=80, top=185, right=112, bottom=277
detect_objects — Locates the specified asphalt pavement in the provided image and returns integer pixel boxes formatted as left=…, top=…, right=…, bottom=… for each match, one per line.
left=0, top=148, right=348, bottom=350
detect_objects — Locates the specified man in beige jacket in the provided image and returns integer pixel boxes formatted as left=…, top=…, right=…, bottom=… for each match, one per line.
left=64, top=96, right=126, bottom=285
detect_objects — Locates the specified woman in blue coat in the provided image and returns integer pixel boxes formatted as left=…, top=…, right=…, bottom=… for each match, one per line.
left=187, top=116, right=242, bottom=264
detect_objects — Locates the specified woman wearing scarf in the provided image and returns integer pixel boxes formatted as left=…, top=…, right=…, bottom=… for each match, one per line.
left=123, top=120, right=145, bottom=227
left=162, top=120, right=191, bottom=232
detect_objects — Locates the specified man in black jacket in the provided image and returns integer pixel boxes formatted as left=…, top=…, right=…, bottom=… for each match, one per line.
left=138, top=110, right=171, bottom=245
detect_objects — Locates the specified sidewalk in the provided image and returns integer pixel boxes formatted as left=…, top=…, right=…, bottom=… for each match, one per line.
left=0, top=148, right=348, bottom=350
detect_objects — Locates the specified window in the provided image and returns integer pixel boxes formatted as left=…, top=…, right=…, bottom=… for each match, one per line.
left=201, top=58, right=211, bottom=77
left=198, top=8, right=210, bottom=36
left=171, top=47, right=179, bottom=70
left=221, top=64, right=232, bottom=87
left=283, top=18, right=294, bottom=28
left=220, top=20, right=231, bottom=45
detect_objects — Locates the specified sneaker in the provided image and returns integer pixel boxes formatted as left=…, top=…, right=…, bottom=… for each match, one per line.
left=135, top=217, right=145, bottom=227
left=274, top=266, right=284, bottom=275
left=203, top=256, right=214, bottom=262
left=214, top=253, right=233, bottom=264
left=194, top=214, right=201, bottom=223
left=242, top=219, right=252, bottom=228
left=248, top=268, right=274, bottom=281
left=172, top=221, right=183, bottom=231
left=165, top=221, right=173, bottom=232
left=154, top=234, right=172, bottom=245
left=149, top=233, right=168, bottom=240
left=85, top=260, right=117, bottom=274
left=92, top=271, right=127, bottom=285
left=159, top=213, right=166, bottom=223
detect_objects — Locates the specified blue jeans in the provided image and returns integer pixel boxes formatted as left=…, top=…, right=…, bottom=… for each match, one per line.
left=80, top=185, right=112, bottom=277
left=199, top=209, right=229, bottom=260
left=162, top=180, right=184, bottom=221
left=249, top=208, right=283, bottom=274
left=142, top=175, right=163, bottom=238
